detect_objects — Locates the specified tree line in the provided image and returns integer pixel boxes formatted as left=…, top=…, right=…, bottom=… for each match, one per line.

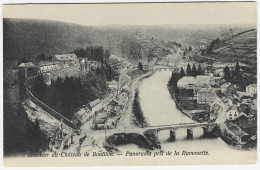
left=168, top=63, right=204, bottom=91
left=95, top=63, right=114, bottom=81
left=223, top=61, right=240, bottom=81
left=74, top=46, right=110, bottom=63
left=132, top=91, right=148, bottom=128
left=32, top=73, right=107, bottom=120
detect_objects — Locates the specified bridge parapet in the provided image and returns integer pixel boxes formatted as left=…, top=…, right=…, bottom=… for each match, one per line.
left=145, top=122, right=217, bottom=132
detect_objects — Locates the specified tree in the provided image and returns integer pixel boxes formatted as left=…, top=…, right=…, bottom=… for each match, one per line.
left=32, top=74, right=47, bottom=101
left=186, top=63, right=192, bottom=76
left=234, top=61, right=240, bottom=77
left=168, top=71, right=181, bottom=90
left=106, top=65, right=113, bottom=81
left=138, top=62, right=143, bottom=70
left=33, top=118, right=41, bottom=147
left=224, top=66, right=231, bottom=80
left=191, top=64, right=197, bottom=77
left=36, top=53, right=47, bottom=62
left=104, top=49, right=110, bottom=62
left=133, top=91, right=146, bottom=127
left=179, top=67, right=185, bottom=78
left=197, top=64, right=203, bottom=75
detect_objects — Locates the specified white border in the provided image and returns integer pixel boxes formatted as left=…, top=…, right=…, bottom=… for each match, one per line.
left=0, top=0, right=259, bottom=170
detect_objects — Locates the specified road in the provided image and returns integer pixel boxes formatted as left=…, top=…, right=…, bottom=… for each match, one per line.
left=62, top=68, right=154, bottom=154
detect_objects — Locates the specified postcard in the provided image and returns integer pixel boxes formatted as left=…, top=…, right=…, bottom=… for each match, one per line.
left=2, top=2, right=257, bottom=167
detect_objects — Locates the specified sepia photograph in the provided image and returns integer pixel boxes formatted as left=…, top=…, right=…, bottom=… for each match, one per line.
left=2, top=1, right=258, bottom=167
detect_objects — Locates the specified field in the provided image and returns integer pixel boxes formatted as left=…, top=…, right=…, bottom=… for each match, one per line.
left=193, top=29, right=257, bottom=72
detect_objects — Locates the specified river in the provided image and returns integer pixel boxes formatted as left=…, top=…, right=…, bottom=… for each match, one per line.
left=135, top=70, right=256, bottom=164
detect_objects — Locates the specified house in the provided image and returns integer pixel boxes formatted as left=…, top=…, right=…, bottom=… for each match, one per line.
left=38, top=61, right=61, bottom=74
left=111, top=105, right=123, bottom=117
left=242, top=98, right=252, bottom=104
left=18, top=62, right=38, bottom=79
left=108, top=80, right=118, bottom=89
left=234, top=114, right=257, bottom=129
left=225, top=108, right=240, bottom=120
left=251, top=99, right=257, bottom=111
left=92, top=111, right=109, bottom=130
left=225, top=85, right=237, bottom=97
left=214, top=68, right=224, bottom=78
left=121, top=84, right=131, bottom=94
left=116, top=91, right=129, bottom=106
left=246, top=84, right=257, bottom=97
left=89, top=99, right=103, bottom=115
left=238, top=104, right=251, bottom=115
left=74, top=105, right=92, bottom=124
left=48, top=123, right=72, bottom=152
left=49, top=138, right=64, bottom=153
left=209, top=103, right=224, bottom=121
left=106, top=100, right=118, bottom=115
left=54, top=53, right=79, bottom=65
left=63, top=134, right=72, bottom=148
left=225, top=123, right=250, bottom=145
left=177, top=76, right=211, bottom=93
left=209, top=77, right=221, bottom=86
left=79, top=58, right=88, bottom=73
left=197, top=88, right=216, bottom=104
left=220, top=82, right=231, bottom=93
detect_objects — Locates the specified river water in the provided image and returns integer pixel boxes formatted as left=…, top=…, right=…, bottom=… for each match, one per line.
left=135, top=70, right=256, bottom=164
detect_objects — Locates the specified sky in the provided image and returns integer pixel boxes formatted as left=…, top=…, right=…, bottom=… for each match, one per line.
left=3, top=2, right=257, bottom=26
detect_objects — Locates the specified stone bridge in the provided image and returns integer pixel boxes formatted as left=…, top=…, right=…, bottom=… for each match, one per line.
left=144, top=122, right=217, bottom=141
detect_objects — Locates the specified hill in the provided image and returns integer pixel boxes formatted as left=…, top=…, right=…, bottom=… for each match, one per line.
left=3, top=18, right=134, bottom=62
left=3, top=18, right=180, bottom=65
left=193, top=29, right=257, bottom=73
left=5, top=19, right=251, bottom=64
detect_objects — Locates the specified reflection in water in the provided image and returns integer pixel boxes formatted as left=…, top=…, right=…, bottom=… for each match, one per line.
left=139, top=70, right=193, bottom=126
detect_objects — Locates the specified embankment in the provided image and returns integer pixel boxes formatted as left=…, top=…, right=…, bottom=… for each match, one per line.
left=131, top=70, right=156, bottom=128
left=104, top=133, right=158, bottom=152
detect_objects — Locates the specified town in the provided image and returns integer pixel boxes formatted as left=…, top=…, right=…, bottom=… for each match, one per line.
left=3, top=19, right=257, bottom=157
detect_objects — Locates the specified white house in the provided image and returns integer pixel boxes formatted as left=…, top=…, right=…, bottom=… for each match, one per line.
left=197, top=88, right=216, bottom=104
left=177, top=75, right=211, bottom=95
left=246, top=84, right=257, bottom=97
left=108, top=80, right=118, bottom=89
left=74, top=105, right=92, bottom=124
left=225, top=108, right=240, bottom=120
left=54, top=53, right=79, bottom=65
left=38, top=61, right=61, bottom=74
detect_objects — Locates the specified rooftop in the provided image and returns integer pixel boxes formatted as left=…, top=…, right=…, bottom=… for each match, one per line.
left=55, top=53, right=77, bottom=61
left=198, top=88, right=215, bottom=93
left=89, top=99, right=101, bottom=108
left=227, top=123, right=249, bottom=138
left=247, top=84, right=257, bottom=88
left=178, top=75, right=211, bottom=86
left=18, top=62, right=36, bottom=68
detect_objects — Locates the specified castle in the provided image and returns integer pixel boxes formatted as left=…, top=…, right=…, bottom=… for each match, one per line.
left=19, top=53, right=88, bottom=86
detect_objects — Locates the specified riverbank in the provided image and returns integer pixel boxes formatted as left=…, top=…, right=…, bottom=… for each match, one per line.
left=167, top=86, right=195, bottom=121
left=130, top=70, right=157, bottom=128
left=132, top=91, right=148, bottom=128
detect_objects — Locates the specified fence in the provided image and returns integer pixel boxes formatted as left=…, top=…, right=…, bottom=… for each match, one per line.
left=27, top=89, right=77, bottom=129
